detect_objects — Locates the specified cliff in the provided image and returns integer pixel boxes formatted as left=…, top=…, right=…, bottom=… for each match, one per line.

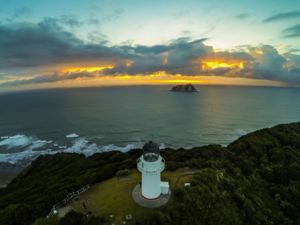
left=0, top=122, right=300, bottom=225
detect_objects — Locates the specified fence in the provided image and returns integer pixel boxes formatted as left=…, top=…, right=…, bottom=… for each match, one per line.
left=47, top=184, right=90, bottom=217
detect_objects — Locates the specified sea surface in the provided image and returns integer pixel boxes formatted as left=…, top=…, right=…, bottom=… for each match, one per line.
left=1, top=85, right=300, bottom=168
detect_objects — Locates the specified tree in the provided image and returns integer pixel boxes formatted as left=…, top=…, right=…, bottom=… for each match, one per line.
left=31, top=217, right=59, bottom=225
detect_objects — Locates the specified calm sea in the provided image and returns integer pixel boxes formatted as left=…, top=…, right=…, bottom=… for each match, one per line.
left=1, top=85, right=300, bottom=166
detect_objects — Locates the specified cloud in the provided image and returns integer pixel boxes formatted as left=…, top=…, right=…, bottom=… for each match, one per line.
left=246, top=45, right=289, bottom=81
left=103, top=38, right=214, bottom=75
left=0, top=19, right=126, bottom=71
left=235, top=13, right=251, bottom=20
left=0, top=71, right=97, bottom=87
left=284, top=53, right=300, bottom=72
left=263, top=11, right=300, bottom=23
left=6, top=6, right=31, bottom=22
left=282, top=24, right=300, bottom=38
left=172, top=10, right=190, bottom=19
left=88, top=8, right=124, bottom=25
left=0, top=19, right=300, bottom=87
left=59, top=15, right=83, bottom=28
left=288, top=48, right=300, bottom=53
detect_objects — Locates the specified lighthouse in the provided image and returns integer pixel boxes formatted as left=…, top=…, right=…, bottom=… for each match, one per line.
left=137, top=141, right=169, bottom=199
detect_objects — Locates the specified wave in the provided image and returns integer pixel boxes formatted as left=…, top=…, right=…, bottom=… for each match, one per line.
left=66, top=133, right=79, bottom=138
left=0, top=128, right=247, bottom=168
left=0, top=135, right=38, bottom=149
left=0, top=134, right=165, bottom=167
left=230, top=129, right=250, bottom=142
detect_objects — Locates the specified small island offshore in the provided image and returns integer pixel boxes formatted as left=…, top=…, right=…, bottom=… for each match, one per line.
left=171, top=84, right=197, bottom=92
left=1, top=122, right=300, bottom=225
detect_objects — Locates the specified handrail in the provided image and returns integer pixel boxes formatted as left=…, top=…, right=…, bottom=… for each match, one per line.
left=47, top=184, right=90, bottom=217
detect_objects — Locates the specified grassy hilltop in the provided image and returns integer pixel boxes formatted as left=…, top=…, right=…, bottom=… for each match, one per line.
left=69, top=169, right=194, bottom=224
left=0, top=122, right=300, bottom=225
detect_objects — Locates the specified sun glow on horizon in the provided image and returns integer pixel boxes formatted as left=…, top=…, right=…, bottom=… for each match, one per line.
left=0, top=70, right=289, bottom=93
left=56, top=71, right=285, bottom=87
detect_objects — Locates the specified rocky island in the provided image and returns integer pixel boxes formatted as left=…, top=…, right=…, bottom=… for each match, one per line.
left=171, top=84, right=197, bottom=92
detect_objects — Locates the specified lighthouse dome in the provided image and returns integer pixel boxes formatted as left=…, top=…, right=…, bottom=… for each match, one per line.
left=142, top=141, right=160, bottom=162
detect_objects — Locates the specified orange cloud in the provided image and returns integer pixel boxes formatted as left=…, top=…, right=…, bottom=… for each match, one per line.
left=62, top=66, right=113, bottom=73
left=201, top=59, right=244, bottom=70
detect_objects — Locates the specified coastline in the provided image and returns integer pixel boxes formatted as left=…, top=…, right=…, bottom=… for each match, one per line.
left=1, top=121, right=299, bottom=188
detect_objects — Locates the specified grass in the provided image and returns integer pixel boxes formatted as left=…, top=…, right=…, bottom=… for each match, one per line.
left=70, top=168, right=195, bottom=224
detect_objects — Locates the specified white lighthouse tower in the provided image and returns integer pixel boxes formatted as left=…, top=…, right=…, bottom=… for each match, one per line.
left=137, top=141, right=169, bottom=199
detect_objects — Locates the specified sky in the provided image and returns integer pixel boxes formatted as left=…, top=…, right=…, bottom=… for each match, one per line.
left=0, top=0, right=300, bottom=92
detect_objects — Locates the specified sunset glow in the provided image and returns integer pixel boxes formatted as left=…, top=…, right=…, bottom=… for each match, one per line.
left=62, top=66, right=113, bottom=73
left=0, top=0, right=299, bottom=92
left=52, top=71, right=286, bottom=88
left=202, top=60, right=244, bottom=70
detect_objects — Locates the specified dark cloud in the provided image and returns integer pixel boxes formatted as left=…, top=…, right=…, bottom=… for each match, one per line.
left=0, top=20, right=300, bottom=87
left=0, top=71, right=97, bottom=87
left=282, top=24, right=300, bottom=38
left=263, top=11, right=300, bottom=23
left=102, top=38, right=214, bottom=75
left=247, top=45, right=291, bottom=81
left=0, top=19, right=127, bottom=71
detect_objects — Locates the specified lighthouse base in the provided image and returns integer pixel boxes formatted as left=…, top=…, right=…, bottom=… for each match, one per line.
left=132, top=184, right=171, bottom=208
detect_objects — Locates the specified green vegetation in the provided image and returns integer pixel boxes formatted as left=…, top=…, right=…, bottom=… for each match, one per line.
left=71, top=171, right=142, bottom=224
left=115, top=169, right=131, bottom=178
left=0, top=122, right=300, bottom=225
left=70, top=169, right=194, bottom=224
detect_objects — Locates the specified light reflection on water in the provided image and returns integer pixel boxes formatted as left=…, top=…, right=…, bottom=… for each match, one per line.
left=0, top=85, right=300, bottom=152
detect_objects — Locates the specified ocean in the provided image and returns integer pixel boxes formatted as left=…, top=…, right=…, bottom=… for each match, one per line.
left=1, top=85, right=300, bottom=170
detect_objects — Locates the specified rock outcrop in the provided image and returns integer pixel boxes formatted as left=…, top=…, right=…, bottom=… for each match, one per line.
left=171, top=84, right=197, bottom=92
